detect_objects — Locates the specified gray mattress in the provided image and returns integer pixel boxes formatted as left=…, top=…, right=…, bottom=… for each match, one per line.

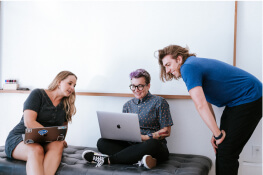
left=0, top=145, right=212, bottom=175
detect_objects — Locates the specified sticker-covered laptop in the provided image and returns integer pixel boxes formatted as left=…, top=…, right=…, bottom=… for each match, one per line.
left=23, top=125, right=67, bottom=144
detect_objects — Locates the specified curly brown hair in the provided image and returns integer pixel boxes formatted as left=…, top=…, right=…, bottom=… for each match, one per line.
left=157, top=45, right=196, bottom=82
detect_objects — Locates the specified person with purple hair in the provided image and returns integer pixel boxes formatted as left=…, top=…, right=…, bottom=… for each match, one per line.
left=82, top=69, right=173, bottom=169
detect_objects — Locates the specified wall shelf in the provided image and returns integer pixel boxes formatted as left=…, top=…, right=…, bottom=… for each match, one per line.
left=0, top=90, right=191, bottom=99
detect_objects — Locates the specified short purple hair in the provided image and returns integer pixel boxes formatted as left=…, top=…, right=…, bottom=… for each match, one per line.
left=129, top=69, right=151, bottom=84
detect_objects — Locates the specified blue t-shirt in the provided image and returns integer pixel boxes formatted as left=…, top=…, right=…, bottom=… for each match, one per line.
left=181, top=56, right=262, bottom=107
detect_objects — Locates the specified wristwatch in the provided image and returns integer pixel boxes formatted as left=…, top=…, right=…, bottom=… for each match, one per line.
left=214, top=132, right=223, bottom=140
left=147, top=133, right=153, bottom=139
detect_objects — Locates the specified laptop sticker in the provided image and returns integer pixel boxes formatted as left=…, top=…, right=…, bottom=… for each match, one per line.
left=57, top=135, right=65, bottom=141
left=26, top=128, right=32, bottom=133
left=25, top=139, right=34, bottom=144
left=38, top=129, right=48, bottom=136
left=58, top=126, right=67, bottom=130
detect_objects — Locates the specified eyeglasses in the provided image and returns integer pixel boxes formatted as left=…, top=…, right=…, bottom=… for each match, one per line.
left=129, top=84, right=147, bottom=91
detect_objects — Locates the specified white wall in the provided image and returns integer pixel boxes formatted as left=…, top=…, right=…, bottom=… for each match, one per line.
left=0, top=2, right=2, bottom=86
left=235, top=2, right=262, bottom=175
left=0, top=1, right=235, bottom=95
left=0, top=1, right=262, bottom=175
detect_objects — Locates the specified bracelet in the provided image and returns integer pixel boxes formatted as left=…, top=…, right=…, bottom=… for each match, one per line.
left=214, top=131, right=223, bottom=140
left=147, top=133, right=153, bottom=139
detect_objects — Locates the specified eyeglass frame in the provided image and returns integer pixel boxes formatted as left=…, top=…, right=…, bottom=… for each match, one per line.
left=129, top=84, right=148, bottom=91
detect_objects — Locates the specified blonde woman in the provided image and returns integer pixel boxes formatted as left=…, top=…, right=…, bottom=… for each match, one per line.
left=5, top=71, right=77, bottom=175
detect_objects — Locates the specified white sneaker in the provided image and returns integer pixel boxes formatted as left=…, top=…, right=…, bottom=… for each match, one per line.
left=135, top=155, right=157, bottom=169
left=82, top=150, right=108, bottom=167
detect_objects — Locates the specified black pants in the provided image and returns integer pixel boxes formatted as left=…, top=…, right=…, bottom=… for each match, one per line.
left=97, top=138, right=169, bottom=164
left=216, top=97, right=262, bottom=175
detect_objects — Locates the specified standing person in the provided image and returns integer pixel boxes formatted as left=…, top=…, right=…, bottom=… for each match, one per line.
left=82, top=69, right=173, bottom=169
left=157, top=45, right=262, bottom=175
left=5, top=71, right=77, bottom=175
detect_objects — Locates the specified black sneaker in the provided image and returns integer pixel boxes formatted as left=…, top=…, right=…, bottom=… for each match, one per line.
left=135, top=155, right=157, bottom=169
left=82, top=150, right=108, bottom=167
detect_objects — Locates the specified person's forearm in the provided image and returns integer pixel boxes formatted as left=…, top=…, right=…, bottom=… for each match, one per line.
left=141, top=133, right=163, bottom=141
left=207, top=102, right=216, bottom=121
left=142, top=127, right=171, bottom=141
left=189, top=86, right=221, bottom=137
left=24, top=120, right=44, bottom=128
left=196, top=102, right=221, bottom=137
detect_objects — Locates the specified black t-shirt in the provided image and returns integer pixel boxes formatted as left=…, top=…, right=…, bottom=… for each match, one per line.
left=9, top=89, right=67, bottom=136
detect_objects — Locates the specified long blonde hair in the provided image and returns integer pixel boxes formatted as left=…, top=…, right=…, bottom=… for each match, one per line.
left=48, top=71, right=77, bottom=122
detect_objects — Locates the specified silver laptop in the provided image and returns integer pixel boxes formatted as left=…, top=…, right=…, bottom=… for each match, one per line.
left=97, top=111, right=142, bottom=142
left=23, top=125, right=68, bottom=144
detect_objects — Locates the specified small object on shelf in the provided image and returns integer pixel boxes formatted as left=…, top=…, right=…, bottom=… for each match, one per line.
left=3, top=83, right=19, bottom=90
left=17, top=88, right=30, bottom=91
left=3, top=79, right=19, bottom=90
left=5, top=79, right=17, bottom=84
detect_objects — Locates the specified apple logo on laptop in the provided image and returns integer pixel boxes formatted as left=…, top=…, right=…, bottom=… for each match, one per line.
left=117, top=124, right=121, bottom=129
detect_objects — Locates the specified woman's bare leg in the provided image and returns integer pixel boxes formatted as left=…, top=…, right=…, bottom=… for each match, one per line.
left=12, top=142, right=45, bottom=175
left=43, top=141, right=64, bottom=175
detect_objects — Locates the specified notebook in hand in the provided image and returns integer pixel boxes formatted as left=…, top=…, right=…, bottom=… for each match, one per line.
left=23, top=125, right=67, bottom=144
left=97, top=111, right=142, bottom=142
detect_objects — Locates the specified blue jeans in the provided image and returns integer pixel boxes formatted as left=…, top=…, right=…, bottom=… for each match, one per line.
left=216, top=97, right=262, bottom=175
left=97, top=138, right=169, bottom=164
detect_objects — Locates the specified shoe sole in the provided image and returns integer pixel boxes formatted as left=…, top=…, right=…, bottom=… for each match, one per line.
left=143, top=155, right=157, bottom=169
left=82, top=150, right=95, bottom=162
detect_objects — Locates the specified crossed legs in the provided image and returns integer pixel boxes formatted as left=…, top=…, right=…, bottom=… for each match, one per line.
left=12, top=141, right=64, bottom=175
left=97, top=138, right=169, bottom=164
